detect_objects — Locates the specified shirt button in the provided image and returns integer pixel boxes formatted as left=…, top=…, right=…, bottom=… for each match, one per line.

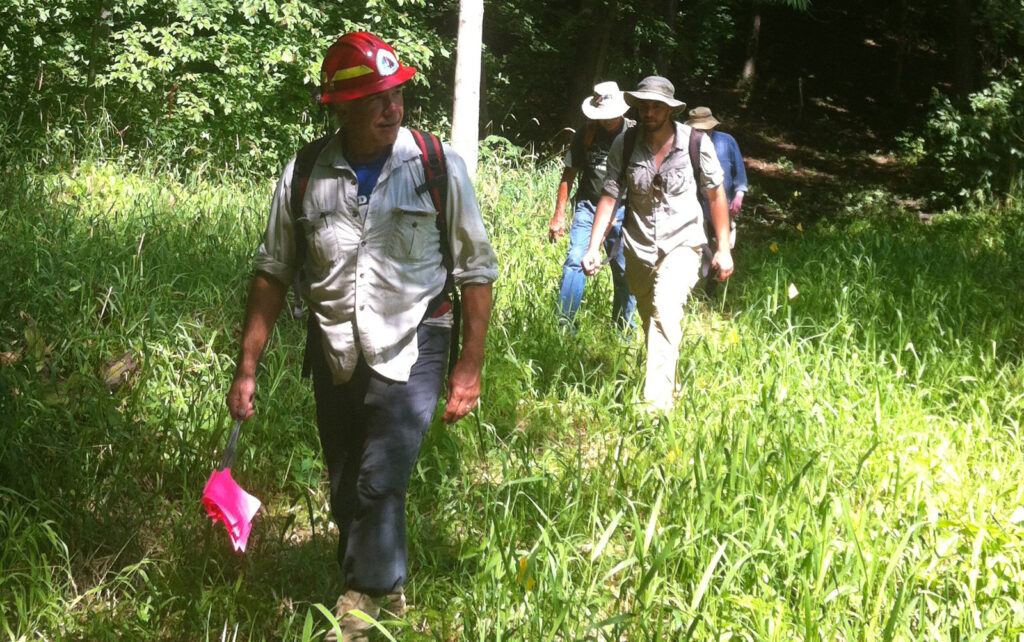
left=359, top=305, right=365, bottom=311
left=359, top=273, right=364, bottom=278
left=360, top=240, right=366, bottom=246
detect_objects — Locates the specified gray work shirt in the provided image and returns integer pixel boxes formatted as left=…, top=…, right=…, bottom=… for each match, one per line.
left=254, top=127, right=498, bottom=384
left=602, top=121, right=724, bottom=266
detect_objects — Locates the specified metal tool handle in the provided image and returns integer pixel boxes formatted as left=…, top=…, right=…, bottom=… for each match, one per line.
left=218, top=418, right=243, bottom=471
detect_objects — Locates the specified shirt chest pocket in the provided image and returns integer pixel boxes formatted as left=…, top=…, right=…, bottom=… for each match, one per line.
left=390, top=203, right=440, bottom=260
left=387, top=168, right=441, bottom=259
left=298, top=177, right=350, bottom=273
left=297, top=211, right=340, bottom=273
left=660, top=165, right=693, bottom=196
left=627, top=163, right=653, bottom=198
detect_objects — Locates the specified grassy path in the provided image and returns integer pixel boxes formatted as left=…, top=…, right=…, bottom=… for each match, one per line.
left=1, top=140, right=1023, bottom=639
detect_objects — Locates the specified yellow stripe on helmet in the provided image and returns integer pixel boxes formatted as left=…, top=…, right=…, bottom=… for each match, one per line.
left=331, top=65, right=374, bottom=82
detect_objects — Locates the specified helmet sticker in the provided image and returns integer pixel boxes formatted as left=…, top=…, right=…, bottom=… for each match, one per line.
left=376, top=49, right=400, bottom=77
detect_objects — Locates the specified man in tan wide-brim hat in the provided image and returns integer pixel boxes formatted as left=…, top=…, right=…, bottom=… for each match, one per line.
left=581, top=75, right=733, bottom=414
left=548, top=81, right=636, bottom=332
left=687, top=106, right=747, bottom=251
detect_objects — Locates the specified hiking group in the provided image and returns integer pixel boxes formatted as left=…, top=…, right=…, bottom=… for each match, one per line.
left=226, top=31, right=747, bottom=640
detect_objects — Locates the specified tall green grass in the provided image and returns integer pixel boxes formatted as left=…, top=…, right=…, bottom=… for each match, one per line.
left=1, top=150, right=1022, bottom=640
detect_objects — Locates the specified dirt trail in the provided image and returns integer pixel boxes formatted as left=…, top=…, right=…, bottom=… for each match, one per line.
left=686, top=87, right=930, bottom=232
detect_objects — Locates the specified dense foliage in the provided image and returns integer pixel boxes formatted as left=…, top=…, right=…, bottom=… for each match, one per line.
left=2, top=0, right=450, bottom=172
left=908, top=60, right=1024, bottom=204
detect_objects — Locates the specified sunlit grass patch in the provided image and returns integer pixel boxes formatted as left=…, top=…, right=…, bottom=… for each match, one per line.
left=2, top=156, right=1023, bottom=639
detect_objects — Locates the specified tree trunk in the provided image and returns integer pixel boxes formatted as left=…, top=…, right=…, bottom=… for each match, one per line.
left=569, top=0, right=618, bottom=124
left=740, top=8, right=761, bottom=89
left=589, top=1, right=616, bottom=87
left=889, top=0, right=910, bottom=107
left=452, top=0, right=484, bottom=178
left=655, top=0, right=679, bottom=77
left=952, top=0, right=975, bottom=99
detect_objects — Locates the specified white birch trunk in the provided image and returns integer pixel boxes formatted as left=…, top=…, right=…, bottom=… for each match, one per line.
left=452, top=0, right=483, bottom=179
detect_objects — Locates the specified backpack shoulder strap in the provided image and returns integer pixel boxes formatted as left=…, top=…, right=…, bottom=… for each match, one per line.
left=617, top=125, right=639, bottom=192
left=290, top=133, right=333, bottom=271
left=619, top=126, right=638, bottom=184
left=290, top=133, right=333, bottom=220
left=408, top=129, right=461, bottom=373
left=409, top=129, right=448, bottom=216
left=688, top=127, right=705, bottom=188
left=582, top=122, right=597, bottom=157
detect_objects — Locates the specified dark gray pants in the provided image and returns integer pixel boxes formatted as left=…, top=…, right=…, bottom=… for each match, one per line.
left=308, top=321, right=449, bottom=595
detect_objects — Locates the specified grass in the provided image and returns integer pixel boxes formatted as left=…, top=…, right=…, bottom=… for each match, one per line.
left=1, top=149, right=1023, bottom=640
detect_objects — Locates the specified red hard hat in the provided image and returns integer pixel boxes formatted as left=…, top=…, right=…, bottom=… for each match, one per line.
left=319, top=32, right=417, bottom=104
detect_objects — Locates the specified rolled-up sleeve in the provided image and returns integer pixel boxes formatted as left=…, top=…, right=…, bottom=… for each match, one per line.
left=698, top=134, right=724, bottom=191
left=444, top=149, right=499, bottom=287
left=253, top=158, right=298, bottom=284
left=601, top=133, right=625, bottom=201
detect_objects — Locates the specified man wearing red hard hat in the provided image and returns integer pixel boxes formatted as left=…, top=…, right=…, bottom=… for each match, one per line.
left=227, top=32, right=497, bottom=639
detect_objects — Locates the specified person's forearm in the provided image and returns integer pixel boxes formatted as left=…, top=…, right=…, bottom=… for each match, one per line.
left=586, top=194, right=617, bottom=253
left=458, top=282, right=492, bottom=369
left=707, top=185, right=730, bottom=248
left=235, top=272, right=288, bottom=378
left=554, top=180, right=570, bottom=217
left=553, top=168, right=576, bottom=216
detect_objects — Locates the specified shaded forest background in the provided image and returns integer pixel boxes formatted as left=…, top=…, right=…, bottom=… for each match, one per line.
left=3, top=0, right=1023, bottom=203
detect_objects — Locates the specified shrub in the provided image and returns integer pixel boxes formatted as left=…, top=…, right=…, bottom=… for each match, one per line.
left=909, top=60, right=1024, bottom=205
left=1, top=0, right=451, bottom=176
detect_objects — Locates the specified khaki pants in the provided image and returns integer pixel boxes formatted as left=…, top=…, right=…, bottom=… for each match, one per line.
left=625, top=245, right=701, bottom=411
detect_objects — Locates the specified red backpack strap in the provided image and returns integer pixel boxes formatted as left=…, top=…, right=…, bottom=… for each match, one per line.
left=408, top=129, right=461, bottom=373
left=409, top=129, right=447, bottom=214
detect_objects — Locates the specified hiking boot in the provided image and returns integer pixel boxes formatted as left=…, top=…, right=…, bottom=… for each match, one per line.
left=324, top=589, right=405, bottom=641
left=379, top=590, right=406, bottom=619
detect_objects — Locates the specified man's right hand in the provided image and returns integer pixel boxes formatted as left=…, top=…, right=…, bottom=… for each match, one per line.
left=548, top=214, right=566, bottom=242
left=227, top=374, right=256, bottom=420
left=581, top=248, right=603, bottom=276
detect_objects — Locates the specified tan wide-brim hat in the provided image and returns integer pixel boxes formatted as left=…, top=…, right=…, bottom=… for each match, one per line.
left=687, top=106, right=720, bottom=130
left=624, top=76, right=686, bottom=112
left=581, top=81, right=630, bottom=120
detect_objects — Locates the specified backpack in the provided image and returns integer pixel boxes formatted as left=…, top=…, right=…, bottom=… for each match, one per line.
left=616, top=125, right=732, bottom=276
left=289, top=129, right=461, bottom=373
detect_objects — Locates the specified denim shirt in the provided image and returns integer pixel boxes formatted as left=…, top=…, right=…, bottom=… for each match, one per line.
left=710, top=131, right=748, bottom=203
left=602, top=121, right=723, bottom=266
left=254, top=128, right=498, bottom=383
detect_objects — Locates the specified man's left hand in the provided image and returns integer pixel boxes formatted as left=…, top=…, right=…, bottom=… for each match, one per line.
left=443, top=357, right=482, bottom=423
left=729, top=192, right=744, bottom=215
left=711, top=249, right=734, bottom=281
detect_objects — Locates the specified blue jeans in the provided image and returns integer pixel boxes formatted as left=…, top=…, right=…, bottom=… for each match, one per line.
left=308, top=320, right=449, bottom=595
left=558, top=200, right=636, bottom=329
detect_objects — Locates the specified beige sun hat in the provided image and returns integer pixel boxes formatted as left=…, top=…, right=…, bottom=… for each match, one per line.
left=581, top=81, right=630, bottom=120
left=624, top=76, right=686, bottom=112
left=687, top=106, right=720, bottom=130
